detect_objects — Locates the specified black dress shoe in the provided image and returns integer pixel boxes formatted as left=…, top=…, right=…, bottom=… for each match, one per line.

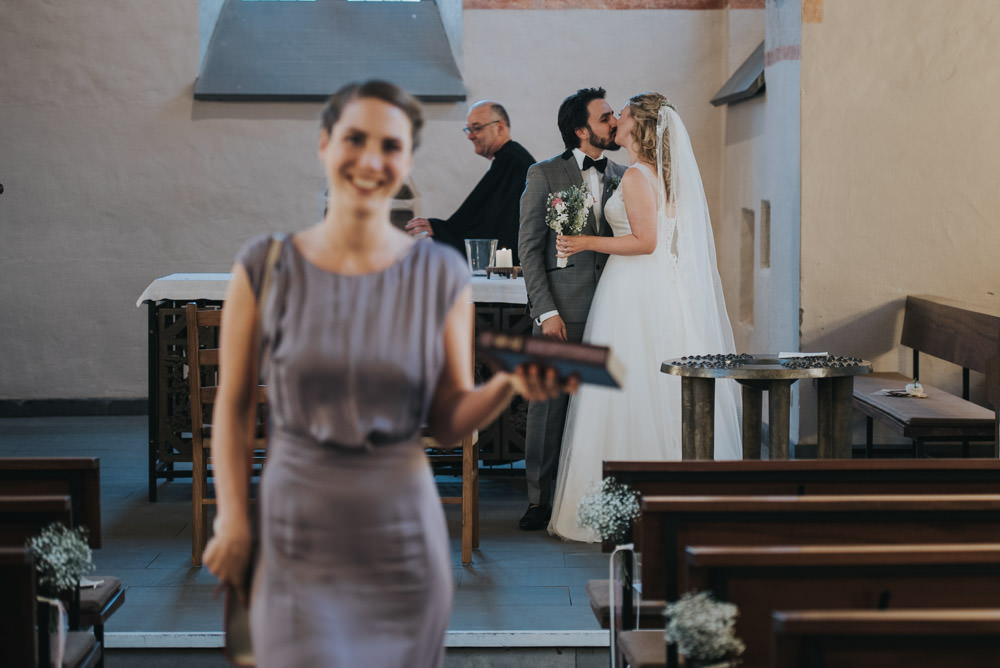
left=519, top=504, right=552, bottom=531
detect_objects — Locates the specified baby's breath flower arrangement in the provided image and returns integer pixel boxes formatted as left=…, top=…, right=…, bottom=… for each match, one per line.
left=664, top=591, right=745, bottom=666
left=27, top=523, right=94, bottom=597
left=546, top=184, right=595, bottom=268
left=576, top=477, right=640, bottom=544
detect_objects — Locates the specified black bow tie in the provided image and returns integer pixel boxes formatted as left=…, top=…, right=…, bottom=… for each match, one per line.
left=582, top=156, right=607, bottom=173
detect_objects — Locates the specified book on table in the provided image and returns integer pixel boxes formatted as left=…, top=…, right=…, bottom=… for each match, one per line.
left=476, top=330, right=625, bottom=389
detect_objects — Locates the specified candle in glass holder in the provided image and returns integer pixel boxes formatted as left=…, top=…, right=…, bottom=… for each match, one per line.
left=495, top=248, right=513, bottom=268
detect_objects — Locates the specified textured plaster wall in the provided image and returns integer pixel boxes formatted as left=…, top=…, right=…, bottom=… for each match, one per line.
left=433, top=9, right=728, bottom=261
left=0, top=3, right=734, bottom=400
left=800, top=0, right=1000, bottom=442
left=719, top=9, right=765, bottom=353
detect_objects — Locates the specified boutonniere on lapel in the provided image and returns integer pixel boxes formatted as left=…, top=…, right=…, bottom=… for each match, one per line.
left=606, top=175, right=621, bottom=192
left=545, top=185, right=595, bottom=268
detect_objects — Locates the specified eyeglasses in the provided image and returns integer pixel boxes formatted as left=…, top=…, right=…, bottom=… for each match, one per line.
left=463, top=120, right=501, bottom=135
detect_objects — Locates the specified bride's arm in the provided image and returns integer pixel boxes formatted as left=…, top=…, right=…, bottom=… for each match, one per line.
left=557, top=167, right=657, bottom=258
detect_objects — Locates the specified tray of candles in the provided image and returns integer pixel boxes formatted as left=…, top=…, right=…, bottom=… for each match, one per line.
left=485, top=266, right=521, bottom=279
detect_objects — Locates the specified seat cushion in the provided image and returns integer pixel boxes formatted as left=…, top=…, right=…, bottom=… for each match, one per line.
left=62, top=630, right=99, bottom=668
left=79, top=576, right=125, bottom=623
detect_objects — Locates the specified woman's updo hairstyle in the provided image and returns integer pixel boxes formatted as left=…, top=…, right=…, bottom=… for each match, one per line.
left=321, top=80, right=424, bottom=150
left=627, top=91, right=672, bottom=202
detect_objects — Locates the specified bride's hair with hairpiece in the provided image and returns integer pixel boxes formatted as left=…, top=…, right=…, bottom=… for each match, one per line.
left=627, top=92, right=673, bottom=202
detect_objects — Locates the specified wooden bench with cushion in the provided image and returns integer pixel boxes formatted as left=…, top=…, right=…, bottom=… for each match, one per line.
left=852, top=294, right=1000, bottom=456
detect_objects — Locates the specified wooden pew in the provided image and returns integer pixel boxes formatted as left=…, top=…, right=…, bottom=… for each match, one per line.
left=0, top=459, right=123, bottom=665
left=772, top=609, right=1000, bottom=668
left=0, top=495, right=73, bottom=546
left=0, top=546, right=40, bottom=667
left=641, top=494, right=1000, bottom=602
left=583, top=578, right=664, bottom=630
left=604, top=458, right=1000, bottom=503
left=0, top=547, right=102, bottom=668
left=636, top=493, right=1000, bottom=667
left=591, top=460, right=1000, bottom=654
left=0, top=457, right=102, bottom=548
left=601, top=458, right=1000, bottom=555
left=685, top=543, right=1000, bottom=668
left=852, top=294, right=1000, bottom=457
left=0, top=510, right=102, bottom=667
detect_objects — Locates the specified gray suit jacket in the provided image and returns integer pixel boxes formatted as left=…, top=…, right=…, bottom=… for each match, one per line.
left=518, top=151, right=627, bottom=325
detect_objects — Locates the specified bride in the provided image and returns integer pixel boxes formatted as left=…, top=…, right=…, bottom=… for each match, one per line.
left=548, top=92, right=742, bottom=542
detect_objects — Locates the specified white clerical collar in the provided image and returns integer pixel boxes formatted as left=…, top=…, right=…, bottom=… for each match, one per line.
left=572, top=147, right=605, bottom=172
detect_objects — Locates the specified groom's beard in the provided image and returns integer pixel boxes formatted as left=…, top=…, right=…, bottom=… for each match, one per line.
left=587, top=126, right=619, bottom=152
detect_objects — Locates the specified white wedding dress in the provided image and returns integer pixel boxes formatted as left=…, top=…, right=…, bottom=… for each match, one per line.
left=548, top=140, right=742, bottom=542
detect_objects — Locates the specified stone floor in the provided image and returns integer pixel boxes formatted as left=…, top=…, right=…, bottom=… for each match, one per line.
left=0, top=415, right=612, bottom=666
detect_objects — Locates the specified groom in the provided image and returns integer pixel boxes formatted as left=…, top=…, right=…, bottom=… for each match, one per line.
left=517, top=87, right=626, bottom=531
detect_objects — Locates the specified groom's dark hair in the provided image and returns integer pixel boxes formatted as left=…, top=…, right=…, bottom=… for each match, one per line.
left=557, top=87, right=607, bottom=151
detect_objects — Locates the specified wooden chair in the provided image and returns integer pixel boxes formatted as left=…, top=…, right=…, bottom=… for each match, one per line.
left=186, top=303, right=267, bottom=567
left=426, top=325, right=480, bottom=566
left=425, top=431, right=479, bottom=566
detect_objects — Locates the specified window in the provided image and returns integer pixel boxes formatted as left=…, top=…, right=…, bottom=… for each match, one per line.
left=196, top=0, right=464, bottom=101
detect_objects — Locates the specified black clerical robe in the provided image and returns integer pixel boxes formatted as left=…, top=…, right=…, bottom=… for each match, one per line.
left=430, top=140, right=535, bottom=266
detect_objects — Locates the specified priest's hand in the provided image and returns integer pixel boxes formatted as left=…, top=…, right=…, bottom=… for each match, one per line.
left=405, top=217, right=434, bottom=238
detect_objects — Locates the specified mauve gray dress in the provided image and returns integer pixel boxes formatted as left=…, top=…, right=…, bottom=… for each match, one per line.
left=236, top=234, right=469, bottom=668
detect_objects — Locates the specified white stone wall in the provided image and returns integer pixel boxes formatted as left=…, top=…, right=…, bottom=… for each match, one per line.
left=0, top=3, right=737, bottom=399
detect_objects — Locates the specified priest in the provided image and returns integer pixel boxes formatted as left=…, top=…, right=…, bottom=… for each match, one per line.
left=405, top=100, right=535, bottom=265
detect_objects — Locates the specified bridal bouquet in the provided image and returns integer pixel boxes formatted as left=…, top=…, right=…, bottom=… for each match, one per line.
left=545, top=184, right=594, bottom=268
left=576, top=476, right=640, bottom=545
left=664, top=591, right=746, bottom=666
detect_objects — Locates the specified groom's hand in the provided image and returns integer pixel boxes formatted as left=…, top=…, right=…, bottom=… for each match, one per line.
left=541, top=315, right=567, bottom=341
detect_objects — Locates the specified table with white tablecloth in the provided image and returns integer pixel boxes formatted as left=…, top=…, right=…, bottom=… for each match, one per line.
left=137, top=273, right=529, bottom=501
left=136, top=273, right=528, bottom=306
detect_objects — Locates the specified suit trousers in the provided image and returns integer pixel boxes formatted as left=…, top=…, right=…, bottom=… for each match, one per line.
left=524, top=320, right=586, bottom=507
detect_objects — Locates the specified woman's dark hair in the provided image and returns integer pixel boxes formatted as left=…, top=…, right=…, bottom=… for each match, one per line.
left=557, top=87, right=607, bottom=151
left=320, top=80, right=424, bottom=149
